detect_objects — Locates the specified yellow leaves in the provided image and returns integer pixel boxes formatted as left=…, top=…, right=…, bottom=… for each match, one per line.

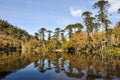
left=22, top=38, right=39, bottom=52
left=0, top=35, right=21, bottom=47
left=62, top=40, right=73, bottom=49
left=47, top=43, right=56, bottom=49
left=93, top=32, right=103, bottom=43
left=71, top=32, right=87, bottom=46
left=24, top=38, right=38, bottom=47
left=113, top=27, right=120, bottom=36
left=62, top=32, right=88, bottom=49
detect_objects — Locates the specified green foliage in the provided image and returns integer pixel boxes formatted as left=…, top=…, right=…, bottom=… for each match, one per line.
left=38, top=28, right=46, bottom=40
left=65, top=24, right=74, bottom=39
left=118, top=8, right=120, bottom=13
left=47, top=30, right=52, bottom=40
left=0, top=20, right=31, bottom=41
left=65, top=23, right=83, bottom=40
left=93, top=0, right=110, bottom=22
left=94, top=0, right=110, bottom=32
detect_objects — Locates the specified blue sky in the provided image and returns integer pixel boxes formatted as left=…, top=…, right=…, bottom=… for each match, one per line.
left=0, top=0, right=120, bottom=35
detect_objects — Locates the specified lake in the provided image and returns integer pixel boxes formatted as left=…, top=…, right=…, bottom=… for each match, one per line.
left=0, top=51, right=120, bottom=80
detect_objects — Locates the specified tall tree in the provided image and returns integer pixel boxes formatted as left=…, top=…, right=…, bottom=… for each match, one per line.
left=82, top=11, right=97, bottom=43
left=82, top=11, right=92, bottom=34
left=65, top=24, right=74, bottom=40
left=74, top=23, right=83, bottom=32
left=104, top=19, right=111, bottom=31
left=55, top=27, right=61, bottom=40
left=92, top=22, right=100, bottom=33
left=118, top=8, right=120, bottom=13
left=60, top=30, right=66, bottom=43
left=94, top=0, right=110, bottom=32
left=39, top=28, right=46, bottom=40
left=34, top=32, right=39, bottom=40
left=47, top=30, right=52, bottom=40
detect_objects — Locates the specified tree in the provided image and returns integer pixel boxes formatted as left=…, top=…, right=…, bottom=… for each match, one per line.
left=47, top=30, right=52, bottom=40
left=82, top=11, right=93, bottom=43
left=118, top=8, right=120, bottom=13
left=113, top=22, right=120, bottom=45
left=94, top=0, right=110, bottom=32
left=60, top=30, right=66, bottom=43
left=104, top=19, right=111, bottom=31
left=116, top=21, right=120, bottom=27
left=106, top=28, right=113, bottom=44
left=34, top=32, right=39, bottom=40
left=87, top=17, right=97, bottom=34
left=1, top=20, right=9, bottom=28
left=74, top=23, right=83, bottom=32
left=55, top=27, right=61, bottom=40
left=65, top=24, right=74, bottom=40
left=92, top=22, right=100, bottom=33
left=39, top=28, right=46, bottom=40
left=0, top=25, right=3, bottom=34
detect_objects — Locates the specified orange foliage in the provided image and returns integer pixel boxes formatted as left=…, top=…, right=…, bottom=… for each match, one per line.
left=71, top=32, right=87, bottom=46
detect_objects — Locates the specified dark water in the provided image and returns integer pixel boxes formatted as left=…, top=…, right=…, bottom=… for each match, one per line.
left=0, top=52, right=120, bottom=80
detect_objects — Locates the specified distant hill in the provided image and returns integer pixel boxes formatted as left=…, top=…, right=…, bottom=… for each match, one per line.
left=0, top=19, right=32, bottom=47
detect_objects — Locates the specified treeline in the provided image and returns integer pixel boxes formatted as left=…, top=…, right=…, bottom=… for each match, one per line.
left=32, top=21, right=120, bottom=53
left=32, top=0, right=120, bottom=53
left=0, top=20, right=31, bottom=40
left=0, top=20, right=32, bottom=51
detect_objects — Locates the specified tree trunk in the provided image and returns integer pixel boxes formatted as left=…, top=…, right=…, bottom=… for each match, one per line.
left=102, top=22, right=105, bottom=33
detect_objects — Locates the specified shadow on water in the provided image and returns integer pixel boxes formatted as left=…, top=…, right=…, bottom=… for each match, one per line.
left=0, top=51, right=120, bottom=80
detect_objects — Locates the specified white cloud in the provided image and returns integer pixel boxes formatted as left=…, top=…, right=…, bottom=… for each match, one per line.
left=69, top=7, right=82, bottom=17
left=108, top=0, right=120, bottom=12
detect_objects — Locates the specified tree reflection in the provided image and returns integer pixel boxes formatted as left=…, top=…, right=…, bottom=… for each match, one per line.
left=1, top=52, right=120, bottom=80
left=34, top=52, right=120, bottom=79
left=64, top=61, right=84, bottom=78
left=0, top=52, right=31, bottom=80
left=38, top=58, right=46, bottom=73
left=34, top=60, right=38, bottom=67
left=47, top=59, right=52, bottom=70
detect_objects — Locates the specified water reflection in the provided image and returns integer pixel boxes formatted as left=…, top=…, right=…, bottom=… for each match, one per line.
left=0, top=51, right=120, bottom=80
left=0, top=52, right=31, bottom=80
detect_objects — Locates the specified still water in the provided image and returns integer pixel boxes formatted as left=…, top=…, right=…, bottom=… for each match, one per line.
left=0, top=52, right=120, bottom=80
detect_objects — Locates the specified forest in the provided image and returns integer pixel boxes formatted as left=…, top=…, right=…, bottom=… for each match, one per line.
left=0, top=0, right=120, bottom=56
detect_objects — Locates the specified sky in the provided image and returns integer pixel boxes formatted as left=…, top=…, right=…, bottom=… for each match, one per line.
left=0, top=0, right=120, bottom=35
